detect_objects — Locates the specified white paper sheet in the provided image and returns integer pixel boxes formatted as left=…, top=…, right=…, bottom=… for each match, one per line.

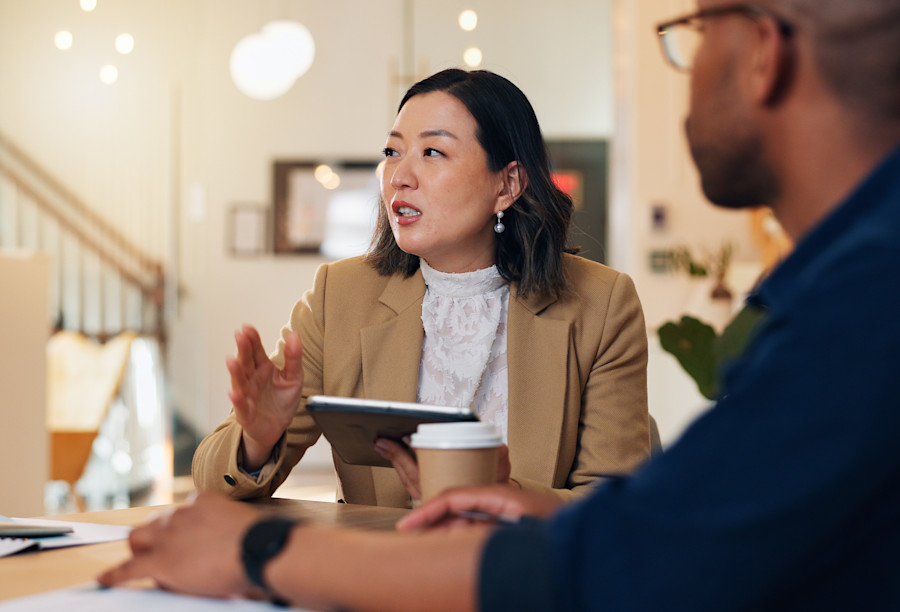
left=0, top=539, right=37, bottom=557
left=0, top=584, right=308, bottom=611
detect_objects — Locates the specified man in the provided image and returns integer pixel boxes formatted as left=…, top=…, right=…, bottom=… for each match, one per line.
left=99, top=0, right=900, bottom=609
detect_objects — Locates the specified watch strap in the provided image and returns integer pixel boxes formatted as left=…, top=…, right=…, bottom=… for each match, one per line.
left=241, top=517, right=300, bottom=602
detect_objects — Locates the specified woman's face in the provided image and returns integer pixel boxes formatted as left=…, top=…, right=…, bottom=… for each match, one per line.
left=381, top=90, right=511, bottom=273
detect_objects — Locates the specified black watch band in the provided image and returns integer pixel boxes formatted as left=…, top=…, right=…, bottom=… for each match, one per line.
left=241, top=517, right=300, bottom=602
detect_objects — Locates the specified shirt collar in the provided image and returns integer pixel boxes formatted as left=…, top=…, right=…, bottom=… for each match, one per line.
left=419, top=258, right=506, bottom=298
left=752, top=143, right=900, bottom=310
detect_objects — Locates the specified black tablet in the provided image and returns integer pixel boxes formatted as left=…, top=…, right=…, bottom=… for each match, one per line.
left=306, top=395, right=478, bottom=468
left=0, top=521, right=74, bottom=538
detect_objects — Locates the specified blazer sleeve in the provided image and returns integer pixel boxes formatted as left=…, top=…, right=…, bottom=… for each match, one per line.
left=574, top=272, right=650, bottom=481
left=515, top=271, right=650, bottom=500
left=190, top=264, right=331, bottom=499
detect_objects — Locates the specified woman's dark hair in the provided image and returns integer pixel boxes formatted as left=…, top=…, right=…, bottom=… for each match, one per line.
left=367, top=68, right=575, bottom=299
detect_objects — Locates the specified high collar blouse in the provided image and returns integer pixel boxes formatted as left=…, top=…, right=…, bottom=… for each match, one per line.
left=417, top=259, right=510, bottom=442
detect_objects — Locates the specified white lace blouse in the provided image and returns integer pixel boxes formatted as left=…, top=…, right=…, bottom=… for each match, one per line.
left=417, top=259, right=510, bottom=443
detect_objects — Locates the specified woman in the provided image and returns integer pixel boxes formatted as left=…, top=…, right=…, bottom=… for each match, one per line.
left=192, top=69, right=650, bottom=508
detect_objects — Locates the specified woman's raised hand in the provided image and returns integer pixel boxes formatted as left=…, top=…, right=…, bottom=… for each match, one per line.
left=226, top=325, right=304, bottom=470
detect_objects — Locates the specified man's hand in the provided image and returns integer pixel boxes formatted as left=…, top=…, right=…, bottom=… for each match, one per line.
left=97, top=492, right=263, bottom=599
left=396, top=484, right=563, bottom=531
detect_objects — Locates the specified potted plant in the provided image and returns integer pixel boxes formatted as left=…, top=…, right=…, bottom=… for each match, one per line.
left=665, top=242, right=735, bottom=301
left=657, top=304, right=765, bottom=400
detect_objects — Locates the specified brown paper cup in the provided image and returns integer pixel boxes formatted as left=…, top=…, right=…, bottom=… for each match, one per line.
left=411, top=422, right=502, bottom=502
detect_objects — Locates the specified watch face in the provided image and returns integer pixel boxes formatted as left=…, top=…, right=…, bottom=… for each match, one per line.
left=247, top=520, right=292, bottom=554
left=242, top=518, right=298, bottom=591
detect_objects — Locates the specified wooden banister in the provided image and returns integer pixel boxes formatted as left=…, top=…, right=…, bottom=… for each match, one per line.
left=0, top=130, right=166, bottom=342
left=0, top=132, right=159, bottom=278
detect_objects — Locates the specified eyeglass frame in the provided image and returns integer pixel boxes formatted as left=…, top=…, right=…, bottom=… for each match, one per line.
left=656, top=3, right=795, bottom=72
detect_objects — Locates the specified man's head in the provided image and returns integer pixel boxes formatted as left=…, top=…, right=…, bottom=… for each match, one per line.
left=680, top=2, right=783, bottom=210
left=660, top=0, right=900, bottom=211
left=786, top=0, right=900, bottom=122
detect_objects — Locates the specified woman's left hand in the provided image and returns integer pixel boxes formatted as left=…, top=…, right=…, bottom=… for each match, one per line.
left=374, top=438, right=512, bottom=502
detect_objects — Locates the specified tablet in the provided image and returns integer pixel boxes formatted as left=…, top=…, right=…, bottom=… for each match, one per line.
left=306, top=395, right=478, bottom=468
left=0, top=521, right=73, bottom=538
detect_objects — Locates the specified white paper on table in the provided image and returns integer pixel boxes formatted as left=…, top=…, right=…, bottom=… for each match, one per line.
left=0, top=539, right=37, bottom=557
left=0, top=584, right=310, bottom=611
left=0, top=516, right=131, bottom=550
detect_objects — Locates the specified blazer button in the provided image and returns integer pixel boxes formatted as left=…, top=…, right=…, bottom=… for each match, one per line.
left=224, top=474, right=237, bottom=486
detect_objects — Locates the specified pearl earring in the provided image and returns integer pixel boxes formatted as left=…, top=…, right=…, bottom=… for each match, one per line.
left=494, top=211, right=506, bottom=234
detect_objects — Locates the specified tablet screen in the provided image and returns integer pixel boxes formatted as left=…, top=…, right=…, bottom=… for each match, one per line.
left=307, top=395, right=478, bottom=467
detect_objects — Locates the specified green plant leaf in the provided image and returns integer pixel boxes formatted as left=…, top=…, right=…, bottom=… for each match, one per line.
left=659, top=305, right=767, bottom=402
left=658, top=315, right=718, bottom=400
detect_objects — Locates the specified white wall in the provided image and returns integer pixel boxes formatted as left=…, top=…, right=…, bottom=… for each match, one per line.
left=0, top=0, right=193, bottom=264
left=611, top=0, right=764, bottom=444
left=167, top=0, right=619, bottom=437
left=0, top=252, right=51, bottom=516
left=0, top=0, right=761, bottom=453
left=170, top=0, right=405, bottom=440
left=612, top=0, right=759, bottom=330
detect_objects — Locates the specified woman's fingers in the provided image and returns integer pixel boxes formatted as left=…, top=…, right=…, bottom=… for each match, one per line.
left=496, top=444, right=512, bottom=484
left=228, top=331, right=262, bottom=403
left=279, top=332, right=304, bottom=383
left=226, top=357, right=249, bottom=400
left=375, top=438, right=422, bottom=501
left=242, top=325, right=269, bottom=371
left=233, top=328, right=256, bottom=372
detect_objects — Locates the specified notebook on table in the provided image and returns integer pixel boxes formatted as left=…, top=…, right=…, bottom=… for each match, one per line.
left=0, top=519, right=73, bottom=557
left=0, top=516, right=129, bottom=557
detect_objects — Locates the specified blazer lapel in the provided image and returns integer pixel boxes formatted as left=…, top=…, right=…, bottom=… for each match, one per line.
left=507, top=288, right=571, bottom=483
left=361, top=270, right=426, bottom=402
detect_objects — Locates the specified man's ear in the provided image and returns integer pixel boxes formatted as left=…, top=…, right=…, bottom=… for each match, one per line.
left=750, top=16, right=795, bottom=106
left=497, top=161, right=527, bottom=211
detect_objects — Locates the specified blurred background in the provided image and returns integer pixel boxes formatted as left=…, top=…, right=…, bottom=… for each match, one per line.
left=0, top=0, right=788, bottom=516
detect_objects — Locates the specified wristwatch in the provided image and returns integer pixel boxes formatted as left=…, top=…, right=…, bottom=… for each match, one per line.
left=241, top=517, right=300, bottom=603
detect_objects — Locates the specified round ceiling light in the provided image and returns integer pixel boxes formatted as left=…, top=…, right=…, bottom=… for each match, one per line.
left=459, top=10, right=478, bottom=31
left=99, top=64, right=118, bottom=84
left=463, top=47, right=483, bottom=68
left=116, top=33, right=134, bottom=55
left=229, top=20, right=315, bottom=101
left=55, top=31, right=73, bottom=50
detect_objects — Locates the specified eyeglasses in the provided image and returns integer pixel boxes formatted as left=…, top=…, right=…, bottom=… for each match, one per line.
left=656, top=3, right=794, bottom=71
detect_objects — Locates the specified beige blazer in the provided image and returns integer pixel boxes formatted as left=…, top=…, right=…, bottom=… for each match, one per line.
left=192, top=254, right=650, bottom=508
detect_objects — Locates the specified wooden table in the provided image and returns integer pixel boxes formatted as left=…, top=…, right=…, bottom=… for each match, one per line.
left=0, top=498, right=408, bottom=602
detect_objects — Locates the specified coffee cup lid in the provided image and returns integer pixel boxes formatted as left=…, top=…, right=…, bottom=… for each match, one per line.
left=410, top=422, right=502, bottom=450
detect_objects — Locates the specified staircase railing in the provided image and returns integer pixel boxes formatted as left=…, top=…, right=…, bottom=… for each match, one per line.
left=0, top=130, right=166, bottom=343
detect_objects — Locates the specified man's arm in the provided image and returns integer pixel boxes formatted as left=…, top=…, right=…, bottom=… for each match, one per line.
left=98, top=492, right=489, bottom=612
left=268, top=521, right=488, bottom=611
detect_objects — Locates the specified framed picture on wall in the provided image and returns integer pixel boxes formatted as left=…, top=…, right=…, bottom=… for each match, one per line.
left=227, top=204, right=269, bottom=256
left=273, top=160, right=381, bottom=255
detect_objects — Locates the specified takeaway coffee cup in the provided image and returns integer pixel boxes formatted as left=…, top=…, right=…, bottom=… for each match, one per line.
left=410, top=422, right=502, bottom=502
